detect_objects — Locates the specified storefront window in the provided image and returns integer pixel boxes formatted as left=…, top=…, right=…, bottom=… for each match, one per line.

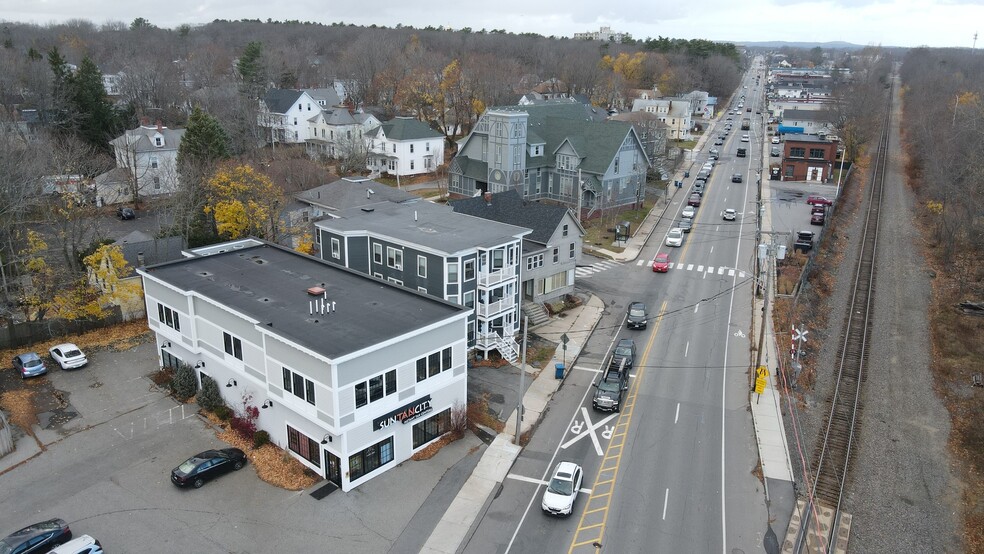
left=287, top=425, right=321, bottom=468
left=349, top=436, right=394, bottom=481
left=413, top=408, right=451, bottom=449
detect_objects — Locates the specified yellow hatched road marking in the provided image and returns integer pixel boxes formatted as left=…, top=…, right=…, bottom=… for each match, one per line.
left=567, top=300, right=668, bottom=553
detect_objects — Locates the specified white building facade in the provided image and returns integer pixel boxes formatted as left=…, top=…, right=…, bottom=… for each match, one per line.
left=140, top=240, right=470, bottom=492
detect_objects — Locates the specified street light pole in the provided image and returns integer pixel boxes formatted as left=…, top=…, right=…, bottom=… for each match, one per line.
left=835, top=144, right=846, bottom=199
left=514, top=315, right=528, bottom=444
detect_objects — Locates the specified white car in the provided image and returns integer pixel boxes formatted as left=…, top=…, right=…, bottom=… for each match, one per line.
left=771, top=136, right=780, bottom=144
left=48, top=535, right=103, bottom=554
left=681, top=205, right=696, bottom=219
left=723, top=208, right=737, bottom=221
left=541, top=461, right=583, bottom=516
left=741, top=134, right=750, bottom=142
left=665, top=228, right=684, bottom=247
left=48, top=343, right=88, bottom=370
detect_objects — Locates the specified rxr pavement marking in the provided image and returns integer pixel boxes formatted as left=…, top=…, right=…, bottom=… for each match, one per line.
left=562, top=407, right=618, bottom=456
left=505, top=473, right=593, bottom=494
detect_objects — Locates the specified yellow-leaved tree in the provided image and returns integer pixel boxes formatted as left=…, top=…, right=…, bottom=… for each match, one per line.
left=204, top=163, right=285, bottom=240
left=82, top=244, right=144, bottom=312
left=295, top=233, right=317, bottom=256
left=17, top=230, right=56, bottom=321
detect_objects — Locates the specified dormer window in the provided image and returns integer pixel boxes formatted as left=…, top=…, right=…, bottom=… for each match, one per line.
left=154, top=136, right=163, bottom=147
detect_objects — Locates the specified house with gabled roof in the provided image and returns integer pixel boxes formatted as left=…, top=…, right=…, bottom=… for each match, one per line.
left=629, top=98, right=692, bottom=139
left=258, top=89, right=321, bottom=144
left=108, top=121, right=186, bottom=199
left=282, top=178, right=418, bottom=249
left=447, top=103, right=649, bottom=218
left=366, top=117, right=445, bottom=177
left=306, top=105, right=381, bottom=161
left=450, top=190, right=584, bottom=315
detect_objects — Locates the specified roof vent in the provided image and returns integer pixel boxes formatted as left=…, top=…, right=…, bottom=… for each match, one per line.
left=307, top=286, right=326, bottom=296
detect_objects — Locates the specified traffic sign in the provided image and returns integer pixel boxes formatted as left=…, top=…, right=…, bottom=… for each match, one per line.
left=756, top=365, right=769, bottom=378
left=561, top=333, right=570, bottom=345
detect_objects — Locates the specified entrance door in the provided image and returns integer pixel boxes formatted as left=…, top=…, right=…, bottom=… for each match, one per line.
left=325, top=450, right=341, bottom=486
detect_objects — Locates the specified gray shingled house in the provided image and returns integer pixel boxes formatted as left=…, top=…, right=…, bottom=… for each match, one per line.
left=450, top=190, right=584, bottom=320
left=448, top=103, right=650, bottom=219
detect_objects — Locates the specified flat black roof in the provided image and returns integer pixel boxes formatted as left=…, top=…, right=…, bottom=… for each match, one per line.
left=142, top=242, right=467, bottom=359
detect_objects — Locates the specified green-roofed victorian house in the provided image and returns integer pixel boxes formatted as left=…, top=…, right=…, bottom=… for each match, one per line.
left=448, top=103, right=651, bottom=218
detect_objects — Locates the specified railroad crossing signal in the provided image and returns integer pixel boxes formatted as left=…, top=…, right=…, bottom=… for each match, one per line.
left=791, top=326, right=809, bottom=360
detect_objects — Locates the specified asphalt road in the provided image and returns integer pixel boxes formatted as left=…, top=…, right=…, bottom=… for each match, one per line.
left=462, top=70, right=775, bottom=554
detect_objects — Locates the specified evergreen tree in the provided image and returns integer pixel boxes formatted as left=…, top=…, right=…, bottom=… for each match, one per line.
left=197, top=374, right=224, bottom=412
left=176, top=107, right=231, bottom=246
left=172, top=363, right=198, bottom=400
left=69, top=57, right=123, bottom=152
left=236, top=41, right=266, bottom=97
left=178, top=107, right=231, bottom=166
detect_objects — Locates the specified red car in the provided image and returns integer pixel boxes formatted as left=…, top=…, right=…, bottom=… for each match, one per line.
left=807, top=194, right=832, bottom=206
left=652, top=253, right=670, bottom=272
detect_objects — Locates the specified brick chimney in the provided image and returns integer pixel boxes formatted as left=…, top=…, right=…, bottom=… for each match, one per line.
left=156, top=120, right=163, bottom=132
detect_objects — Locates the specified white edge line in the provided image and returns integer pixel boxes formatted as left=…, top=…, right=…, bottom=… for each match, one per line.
left=662, top=488, right=670, bottom=520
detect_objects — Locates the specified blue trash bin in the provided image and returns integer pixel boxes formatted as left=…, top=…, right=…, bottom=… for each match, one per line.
left=555, top=363, right=565, bottom=379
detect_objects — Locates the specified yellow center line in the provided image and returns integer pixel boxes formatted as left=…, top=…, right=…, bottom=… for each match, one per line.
left=567, top=300, right=669, bottom=553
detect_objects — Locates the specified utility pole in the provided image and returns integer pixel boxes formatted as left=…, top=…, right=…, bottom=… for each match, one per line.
left=514, top=315, right=528, bottom=444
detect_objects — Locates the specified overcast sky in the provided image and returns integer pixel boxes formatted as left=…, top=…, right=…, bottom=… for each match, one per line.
left=2, top=0, right=980, bottom=49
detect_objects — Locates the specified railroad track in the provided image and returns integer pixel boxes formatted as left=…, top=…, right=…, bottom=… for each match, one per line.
left=794, top=84, right=893, bottom=552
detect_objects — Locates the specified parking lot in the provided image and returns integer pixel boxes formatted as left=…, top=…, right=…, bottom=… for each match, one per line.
left=1, top=339, right=484, bottom=552
left=766, top=181, right=839, bottom=247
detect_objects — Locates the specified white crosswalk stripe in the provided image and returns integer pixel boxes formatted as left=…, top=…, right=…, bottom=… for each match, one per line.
left=636, top=260, right=749, bottom=278
left=575, top=260, right=621, bottom=278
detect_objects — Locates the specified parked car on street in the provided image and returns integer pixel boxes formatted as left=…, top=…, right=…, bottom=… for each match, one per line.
left=811, top=211, right=826, bottom=225
left=688, top=194, right=701, bottom=207
left=771, top=136, right=780, bottom=144
left=48, top=343, right=88, bottom=370
left=681, top=205, right=696, bottom=219
left=12, top=352, right=47, bottom=379
left=171, top=448, right=247, bottom=488
left=708, top=148, right=719, bottom=160
left=541, top=461, right=583, bottom=516
left=678, top=217, right=693, bottom=233
left=0, top=518, right=72, bottom=554
left=652, top=252, right=670, bottom=272
left=665, top=228, right=684, bottom=247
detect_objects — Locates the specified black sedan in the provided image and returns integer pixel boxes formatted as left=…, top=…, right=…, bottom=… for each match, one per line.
left=116, top=206, right=135, bottom=220
left=0, top=518, right=72, bottom=554
left=170, top=448, right=247, bottom=488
